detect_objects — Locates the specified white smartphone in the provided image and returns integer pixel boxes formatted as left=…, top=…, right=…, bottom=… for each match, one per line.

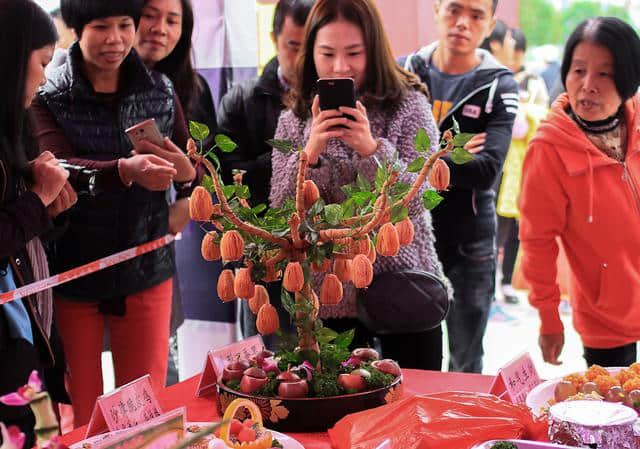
left=125, top=118, right=165, bottom=148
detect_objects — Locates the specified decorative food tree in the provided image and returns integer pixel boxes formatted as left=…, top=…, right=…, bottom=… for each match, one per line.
left=186, top=121, right=472, bottom=391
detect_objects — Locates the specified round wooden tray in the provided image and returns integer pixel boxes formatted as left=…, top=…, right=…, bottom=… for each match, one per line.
left=215, top=375, right=403, bottom=432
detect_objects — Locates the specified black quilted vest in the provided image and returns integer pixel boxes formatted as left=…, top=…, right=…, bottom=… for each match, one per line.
left=39, top=44, right=175, bottom=301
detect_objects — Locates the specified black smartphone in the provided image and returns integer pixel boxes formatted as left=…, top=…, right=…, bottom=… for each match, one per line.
left=317, top=77, right=356, bottom=122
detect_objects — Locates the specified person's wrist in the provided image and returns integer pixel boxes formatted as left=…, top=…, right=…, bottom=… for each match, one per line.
left=118, top=158, right=133, bottom=187
left=304, top=147, right=319, bottom=166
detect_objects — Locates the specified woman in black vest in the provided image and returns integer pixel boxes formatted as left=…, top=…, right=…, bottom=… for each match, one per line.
left=29, top=0, right=196, bottom=428
left=0, top=1, right=73, bottom=445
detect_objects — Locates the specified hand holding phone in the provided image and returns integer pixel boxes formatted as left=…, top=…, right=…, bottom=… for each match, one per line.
left=125, top=118, right=165, bottom=148
left=317, top=77, right=356, bottom=122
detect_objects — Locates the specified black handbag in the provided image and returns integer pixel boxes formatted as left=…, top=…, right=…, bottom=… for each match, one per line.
left=356, top=269, right=450, bottom=334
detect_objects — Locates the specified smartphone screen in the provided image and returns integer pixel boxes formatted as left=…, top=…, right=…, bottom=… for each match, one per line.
left=317, top=77, right=356, bottom=121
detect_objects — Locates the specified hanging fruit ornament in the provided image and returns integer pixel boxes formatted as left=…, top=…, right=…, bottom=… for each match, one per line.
left=217, top=269, right=236, bottom=302
left=189, top=186, right=214, bottom=221
left=429, top=158, right=450, bottom=191
left=395, top=217, right=415, bottom=246
left=283, top=262, right=304, bottom=293
left=256, top=303, right=280, bottom=335
left=234, top=267, right=255, bottom=299
left=201, top=232, right=221, bottom=261
left=351, top=254, right=374, bottom=288
left=376, top=223, right=400, bottom=257
left=319, top=274, right=343, bottom=305
left=220, top=230, right=245, bottom=261
left=249, top=285, right=269, bottom=314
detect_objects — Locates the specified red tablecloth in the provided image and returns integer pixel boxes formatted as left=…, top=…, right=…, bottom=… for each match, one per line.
left=61, top=369, right=494, bottom=449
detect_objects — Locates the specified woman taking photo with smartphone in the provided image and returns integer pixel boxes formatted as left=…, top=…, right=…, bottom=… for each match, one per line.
left=270, top=0, right=450, bottom=370
left=29, top=0, right=196, bottom=427
left=0, top=0, right=73, bottom=444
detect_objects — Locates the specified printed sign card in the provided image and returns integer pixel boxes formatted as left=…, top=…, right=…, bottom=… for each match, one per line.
left=489, top=352, right=542, bottom=404
left=86, top=374, right=163, bottom=438
left=96, top=407, right=186, bottom=449
left=195, top=335, right=264, bottom=397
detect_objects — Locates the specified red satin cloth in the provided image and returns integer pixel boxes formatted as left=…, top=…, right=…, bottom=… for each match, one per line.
left=61, top=369, right=494, bottom=449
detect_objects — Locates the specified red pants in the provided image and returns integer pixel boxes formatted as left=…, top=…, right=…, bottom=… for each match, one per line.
left=55, top=279, right=172, bottom=427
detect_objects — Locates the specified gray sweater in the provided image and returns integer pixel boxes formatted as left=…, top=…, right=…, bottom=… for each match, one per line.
left=270, top=89, right=451, bottom=319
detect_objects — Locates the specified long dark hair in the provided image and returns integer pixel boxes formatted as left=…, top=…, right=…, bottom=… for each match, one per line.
left=151, top=0, right=202, bottom=116
left=289, top=0, right=427, bottom=119
left=0, top=0, right=57, bottom=172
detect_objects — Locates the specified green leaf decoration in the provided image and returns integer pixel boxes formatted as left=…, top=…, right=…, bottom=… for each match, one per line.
left=407, top=156, right=426, bottom=173
left=453, top=133, right=475, bottom=147
left=356, top=173, right=372, bottom=192
left=423, top=189, right=444, bottom=210
left=324, top=204, right=343, bottom=226
left=316, top=327, right=338, bottom=344
left=222, top=185, right=236, bottom=199
left=351, top=191, right=375, bottom=207
left=266, top=139, right=295, bottom=153
left=452, top=116, right=461, bottom=134
left=334, top=328, right=355, bottom=349
left=296, top=348, right=319, bottom=366
left=189, top=121, right=210, bottom=142
left=391, top=181, right=411, bottom=197
left=235, top=184, right=251, bottom=199
left=450, top=147, right=475, bottom=165
left=215, top=134, right=237, bottom=153
left=308, top=198, right=325, bottom=217
left=341, top=198, right=355, bottom=219
left=281, top=290, right=296, bottom=317
left=390, top=204, right=409, bottom=224
left=202, top=175, right=215, bottom=193
left=252, top=204, right=267, bottom=215
left=203, top=150, right=221, bottom=171
left=414, top=127, right=431, bottom=152
left=375, top=165, right=388, bottom=191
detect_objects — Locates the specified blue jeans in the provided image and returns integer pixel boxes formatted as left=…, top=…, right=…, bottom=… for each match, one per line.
left=440, top=238, right=496, bottom=373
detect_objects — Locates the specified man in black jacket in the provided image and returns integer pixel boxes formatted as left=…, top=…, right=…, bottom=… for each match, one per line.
left=217, top=0, right=314, bottom=346
left=401, top=0, right=518, bottom=373
left=217, top=0, right=314, bottom=207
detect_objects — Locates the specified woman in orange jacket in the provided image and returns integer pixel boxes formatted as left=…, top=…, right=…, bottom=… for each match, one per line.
left=519, top=17, right=640, bottom=367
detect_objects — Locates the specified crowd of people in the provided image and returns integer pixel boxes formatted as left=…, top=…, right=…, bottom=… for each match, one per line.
left=1, top=0, right=640, bottom=444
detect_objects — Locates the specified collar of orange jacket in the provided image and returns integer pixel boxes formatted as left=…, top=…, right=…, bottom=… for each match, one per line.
left=532, top=93, right=639, bottom=176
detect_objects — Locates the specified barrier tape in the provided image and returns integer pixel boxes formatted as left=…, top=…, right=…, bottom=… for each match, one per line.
left=0, top=234, right=175, bottom=305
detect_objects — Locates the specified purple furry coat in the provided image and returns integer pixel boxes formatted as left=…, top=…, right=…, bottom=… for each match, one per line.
left=270, top=89, right=451, bottom=319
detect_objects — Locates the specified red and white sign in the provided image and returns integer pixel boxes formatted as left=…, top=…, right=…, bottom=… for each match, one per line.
left=195, top=335, right=264, bottom=397
left=86, top=375, right=163, bottom=438
left=489, top=352, right=542, bottom=404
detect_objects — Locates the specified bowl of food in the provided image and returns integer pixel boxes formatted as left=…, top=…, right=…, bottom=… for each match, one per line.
left=526, top=363, right=640, bottom=416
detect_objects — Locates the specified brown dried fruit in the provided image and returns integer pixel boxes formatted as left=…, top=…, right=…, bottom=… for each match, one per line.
left=367, top=242, right=377, bottom=264
left=429, top=158, right=450, bottom=191
left=217, top=269, right=236, bottom=302
left=256, top=303, right=280, bottom=335
left=376, top=223, right=400, bottom=257
left=355, top=237, right=372, bottom=255
left=201, top=232, right=221, bottom=261
left=351, top=254, right=374, bottom=288
left=220, top=230, right=244, bottom=261
left=320, top=274, right=343, bottom=305
left=283, top=262, right=304, bottom=292
left=233, top=267, right=255, bottom=299
left=395, top=217, right=415, bottom=246
left=303, top=180, right=320, bottom=210
left=189, top=186, right=214, bottom=221
left=262, top=264, right=282, bottom=283
left=249, top=285, right=269, bottom=314
left=311, top=258, right=331, bottom=273
left=333, top=259, right=352, bottom=283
